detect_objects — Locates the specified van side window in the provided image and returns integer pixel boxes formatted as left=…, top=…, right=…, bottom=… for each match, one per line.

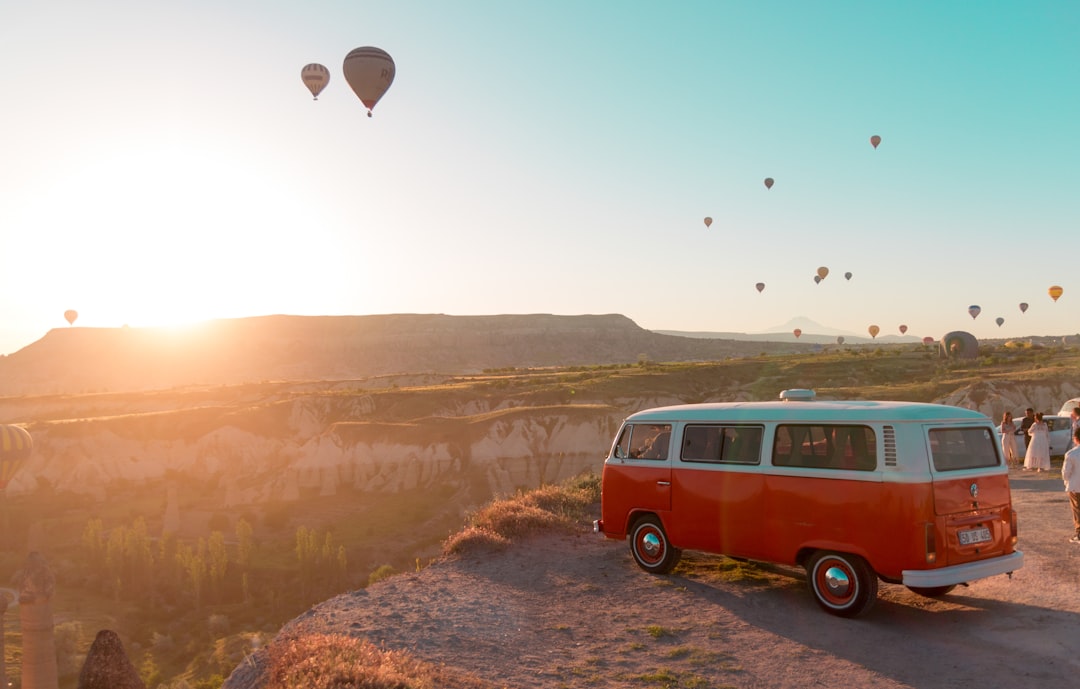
left=928, top=427, right=999, bottom=471
left=619, top=424, right=672, bottom=461
left=681, top=425, right=762, bottom=465
left=773, top=424, right=877, bottom=471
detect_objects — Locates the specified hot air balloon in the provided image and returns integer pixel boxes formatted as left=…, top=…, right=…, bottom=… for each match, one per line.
left=922, top=336, right=935, bottom=345
left=870, top=135, right=881, bottom=149
left=704, top=216, right=713, bottom=228
left=868, top=325, right=880, bottom=338
left=793, top=328, right=802, bottom=339
left=1019, top=302, right=1029, bottom=313
left=817, top=267, right=829, bottom=280
left=844, top=272, right=852, bottom=281
left=899, top=325, right=908, bottom=334
left=1049, top=285, right=1064, bottom=302
left=300, top=63, right=330, bottom=100
left=342, top=46, right=395, bottom=117
left=755, top=282, right=765, bottom=293
left=836, top=336, right=845, bottom=345
left=764, top=177, right=774, bottom=189
left=968, top=305, right=981, bottom=319
left=814, top=275, right=822, bottom=284
left=996, top=317, right=1004, bottom=327
left=64, top=310, right=78, bottom=326
left=0, top=425, right=32, bottom=491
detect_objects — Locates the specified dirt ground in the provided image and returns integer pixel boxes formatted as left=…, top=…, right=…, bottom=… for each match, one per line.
left=233, top=468, right=1080, bottom=689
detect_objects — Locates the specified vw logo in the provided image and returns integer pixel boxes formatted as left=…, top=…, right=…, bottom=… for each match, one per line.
left=969, top=482, right=979, bottom=499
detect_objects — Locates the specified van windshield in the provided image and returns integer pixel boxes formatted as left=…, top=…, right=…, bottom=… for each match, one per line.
left=928, top=427, right=999, bottom=471
left=615, top=424, right=672, bottom=461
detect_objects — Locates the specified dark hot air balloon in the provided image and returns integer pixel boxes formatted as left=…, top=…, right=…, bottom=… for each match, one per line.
left=922, top=336, right=935, bottom=345
left=703, top=216, right=712, bottom=228
left=844, top=272, right=852, bottom=280
left=343, top=46, right=396, bottom=117
left=793, top=328, right=802, bottom=339
left=764, top=177, right=774, bottom=189
left=1019, top=302, right=1029, bottom=313
left=899, top=325, right=908, bottom=334
left=870, top=135, right=881, bottom=149
left=755, top=282, right=765, bottom=293
left=996, top=317, right=1004, bottom=327
left=968, top=305, right=981, bottom=319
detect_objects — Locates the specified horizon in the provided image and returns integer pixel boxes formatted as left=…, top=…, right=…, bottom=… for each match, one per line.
left=2, top=2, right=1078, bottom=355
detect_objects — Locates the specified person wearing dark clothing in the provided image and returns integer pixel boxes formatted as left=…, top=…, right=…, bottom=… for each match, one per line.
left=1020, top=408, right=1036, bottom=448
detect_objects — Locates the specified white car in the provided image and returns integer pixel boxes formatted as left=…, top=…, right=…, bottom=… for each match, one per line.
left=1006, top=414, right=1073, bottom=458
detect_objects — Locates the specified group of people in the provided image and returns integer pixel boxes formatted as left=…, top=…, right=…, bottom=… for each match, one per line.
left=1000, top=406, right=1080, bottom=545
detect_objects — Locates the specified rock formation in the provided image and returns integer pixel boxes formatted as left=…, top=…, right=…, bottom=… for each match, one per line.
left=76, top=629, right=145, bottom=689
left=15, top=552, right=58, bottom=689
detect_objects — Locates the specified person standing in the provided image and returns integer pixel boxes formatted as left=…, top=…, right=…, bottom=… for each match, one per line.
left=1000, top=411, right=1019, bottom=467
left=1070, top=407, right=1080, bottom=451
left=1024, top=412, right=1052, bottom=472
left=1020, top=407, right=1036, bottom=449
left=1062, top=428, right=1080, bottom=544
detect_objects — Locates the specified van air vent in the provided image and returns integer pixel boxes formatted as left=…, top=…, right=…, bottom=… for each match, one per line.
left=883, top=426, right=897, bottom=467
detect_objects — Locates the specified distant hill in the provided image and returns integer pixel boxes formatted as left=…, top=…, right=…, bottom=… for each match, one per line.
left=657, top=316, right=924, bottom=345
left=0, top=314, right=815, bottom=396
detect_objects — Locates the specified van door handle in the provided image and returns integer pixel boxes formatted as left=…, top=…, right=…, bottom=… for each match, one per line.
left=657, top=481, right=671, bottom=486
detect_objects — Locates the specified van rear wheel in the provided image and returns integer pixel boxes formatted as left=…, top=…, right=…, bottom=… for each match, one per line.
left=906, top=584, right=957, bottom=598
left=629, top=516, right=681, bottom=574
left=806, top=551, right=878, bottom=617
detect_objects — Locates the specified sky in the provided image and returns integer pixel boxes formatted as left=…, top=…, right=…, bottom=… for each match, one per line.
left=2, top=1, right=1078, bottom=355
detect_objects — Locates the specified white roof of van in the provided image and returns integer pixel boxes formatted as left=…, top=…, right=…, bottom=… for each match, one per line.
left=625, top=400, right=990, bottom=424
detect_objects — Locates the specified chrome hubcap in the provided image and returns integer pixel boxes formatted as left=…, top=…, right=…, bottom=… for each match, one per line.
left=641, top=532, right=661, bottom=557
left=824, top=565, right=852, bottom=597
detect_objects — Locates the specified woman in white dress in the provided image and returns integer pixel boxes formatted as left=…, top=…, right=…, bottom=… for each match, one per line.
left=1000, top=411, right=1018, bottom=467
left=1024, top=412, right=1052, bottom=472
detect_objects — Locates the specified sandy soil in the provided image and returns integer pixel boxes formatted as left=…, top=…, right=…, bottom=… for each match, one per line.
left=233, top=468, right=1080, bottom=689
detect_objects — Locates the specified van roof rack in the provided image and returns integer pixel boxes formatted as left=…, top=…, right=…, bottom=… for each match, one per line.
left=779, top=389, right=816, bottom=402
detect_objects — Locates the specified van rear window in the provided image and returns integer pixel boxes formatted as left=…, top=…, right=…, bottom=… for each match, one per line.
left=681, top=425, right=763, bottom=464
left=772, top=425, right=876, bottom=471
left=928, top=427, right=999, bottom=471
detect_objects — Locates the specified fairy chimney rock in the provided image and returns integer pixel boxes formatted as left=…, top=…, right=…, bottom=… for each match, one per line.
left=76, top=629, right=145, bottom=689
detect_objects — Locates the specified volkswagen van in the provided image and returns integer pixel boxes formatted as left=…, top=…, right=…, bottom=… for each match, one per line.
left=594, top=389, right=1023, bottom=617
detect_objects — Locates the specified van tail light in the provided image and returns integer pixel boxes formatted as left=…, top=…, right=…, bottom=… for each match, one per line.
left=924, top=523, right=937, bottom=564
left=1009, top=509, right=1018, bottom=546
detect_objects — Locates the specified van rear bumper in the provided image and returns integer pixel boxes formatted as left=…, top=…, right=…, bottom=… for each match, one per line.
left=902, top=550, right=1024, bottom=588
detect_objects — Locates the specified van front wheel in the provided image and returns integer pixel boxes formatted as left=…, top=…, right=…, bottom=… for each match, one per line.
left=806, top=551, right=878, bottom=617
left=629, top=516, right=681, bottom=574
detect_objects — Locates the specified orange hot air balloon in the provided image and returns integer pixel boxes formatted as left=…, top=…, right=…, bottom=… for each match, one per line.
left=899, top=325, right=908, bottom=334
left=704, top=216, right=713, bottom=228
left=755, top=282, right=765, bottom=293
left=1019, top=302, right=1029, bottom=313
left=1049, top=285, right=1064, bottom=302
left=922, top=336, right=934, bottom=345
left=870, top=135, right=881, bottom=149
left=64, top=309, right=78, bottom=325
left=764, top=177, right=774, bottom=189
left=793, top=328, right=802, bottom=339
left=0, top=425, right=33, bottom=490
left=300, top=63, right=330, bottom=100
left=816, top=267, right=829, bottom=280
left=868, top=325, right=880, bottom=338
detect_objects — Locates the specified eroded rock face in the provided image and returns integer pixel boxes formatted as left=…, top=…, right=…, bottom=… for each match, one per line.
left=76, top=630, right=145, bottom=689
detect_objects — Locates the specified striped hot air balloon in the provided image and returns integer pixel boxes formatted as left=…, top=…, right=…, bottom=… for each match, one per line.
left=0, top=425, right=32, bottom=490
left=343, top=46, right=396, bottom=117
left=301, top=63, right=330, bottom=100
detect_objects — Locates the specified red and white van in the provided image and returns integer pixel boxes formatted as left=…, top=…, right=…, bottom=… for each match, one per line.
left=594, top=389, right=1023, bottom=617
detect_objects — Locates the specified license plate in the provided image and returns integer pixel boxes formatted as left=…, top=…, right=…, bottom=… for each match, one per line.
left=958, top=527, right=992, bottom=546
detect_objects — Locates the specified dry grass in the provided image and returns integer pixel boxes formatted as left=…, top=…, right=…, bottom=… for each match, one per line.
left=442, top=473, right=600, bottom=555
left=265, top=633, right=497, bottom=689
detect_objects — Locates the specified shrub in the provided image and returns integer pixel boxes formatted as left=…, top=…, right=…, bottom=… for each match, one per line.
left=367, top=564, right=396, bottom=586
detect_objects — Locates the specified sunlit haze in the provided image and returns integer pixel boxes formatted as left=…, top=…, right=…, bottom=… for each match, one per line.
left=2, top=1, right=1078, bottom=355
